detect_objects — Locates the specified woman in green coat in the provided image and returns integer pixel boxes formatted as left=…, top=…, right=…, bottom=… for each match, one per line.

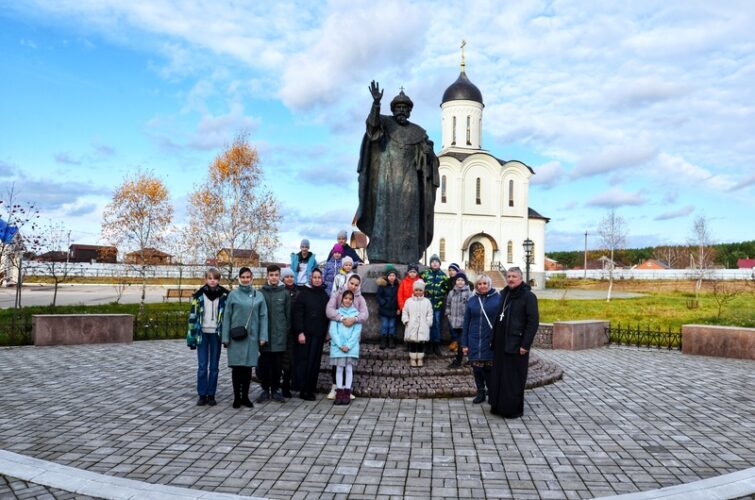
left=222, top=267, right=269, bottom=409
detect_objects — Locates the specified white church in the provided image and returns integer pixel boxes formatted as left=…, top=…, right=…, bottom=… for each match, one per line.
left=424, top=59, right=548, bottom=287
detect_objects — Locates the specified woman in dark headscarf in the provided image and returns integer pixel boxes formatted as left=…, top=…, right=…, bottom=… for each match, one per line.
left=292, top=268, right=330, bottom=400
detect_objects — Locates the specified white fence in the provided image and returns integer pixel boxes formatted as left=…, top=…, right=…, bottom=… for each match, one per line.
left=23, top=263, right=270, bottom=280
left=546, top=269, right=754, bottom=281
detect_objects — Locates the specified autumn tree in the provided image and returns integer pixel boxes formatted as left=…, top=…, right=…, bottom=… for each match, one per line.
left=101, top=171, right=173, bottom=306
left=30, top=221, right=72, bottom=307
left=163, top=225, right=201, bottom=302
left=597, top=209, right=627, bottom=302
left=186, top=134, right=281, bottom=284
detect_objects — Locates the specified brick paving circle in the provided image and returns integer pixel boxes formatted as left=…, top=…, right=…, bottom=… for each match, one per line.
left=0, top=341, right=752, bottom=499
left=314, top=343, right=564, bottom=398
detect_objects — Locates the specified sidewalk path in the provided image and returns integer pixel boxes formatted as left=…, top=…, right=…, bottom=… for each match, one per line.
left=0, top=341, right=751, bottom=499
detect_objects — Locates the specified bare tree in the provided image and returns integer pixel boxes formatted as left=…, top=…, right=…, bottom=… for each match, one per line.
left=163, top=226, right=200, bottom=302
left=688, top=215, right=714, bottom=302
left=711, top=281, right=742, bottom=319
left=186, top=133, right=281, bottom=285
left=30, top=221, right=72, bottom=306
left=597, top=209, right=627, bottom=302
left=0, top=186, right=40, bottom=313
left=652, top=245, right=686, bottom=269
left=101, top=171, right=173, bottom=309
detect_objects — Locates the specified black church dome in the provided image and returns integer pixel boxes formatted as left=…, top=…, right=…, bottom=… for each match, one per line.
left=441, top=71, right=483, bottom=105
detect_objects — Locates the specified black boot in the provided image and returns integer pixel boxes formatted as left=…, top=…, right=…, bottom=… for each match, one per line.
left=432, top=341, right=442, bottom=356
left=448, top=348, right=462, bottom=369
left=388, top=336, right=395, bottom=349
left=240, top=369, right=254, bottom=408
left=380, top=336, right=388, bottom=350
left=231, top=368, right=241, bottom=409
left=472, top=367, right=486, bottom=404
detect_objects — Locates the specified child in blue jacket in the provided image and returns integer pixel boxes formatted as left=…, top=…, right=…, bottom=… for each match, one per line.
left=329, top=290, right=361, bottom=405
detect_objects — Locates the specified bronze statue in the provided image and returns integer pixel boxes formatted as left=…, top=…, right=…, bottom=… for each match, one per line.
left=356, top=81, right=439, bottom=264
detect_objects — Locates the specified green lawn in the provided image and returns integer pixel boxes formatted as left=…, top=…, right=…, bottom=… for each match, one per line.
left=540, top=291, right=754, bottom=330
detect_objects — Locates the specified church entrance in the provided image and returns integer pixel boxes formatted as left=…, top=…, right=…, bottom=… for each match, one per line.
left=469, top=242, right=485, bottom=273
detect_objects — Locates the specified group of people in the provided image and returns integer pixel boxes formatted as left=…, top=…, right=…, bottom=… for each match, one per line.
left=186, top=231, right=540, bottom=418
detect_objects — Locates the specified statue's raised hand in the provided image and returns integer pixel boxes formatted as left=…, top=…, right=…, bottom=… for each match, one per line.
left=369, top=80, right=383, bottom=103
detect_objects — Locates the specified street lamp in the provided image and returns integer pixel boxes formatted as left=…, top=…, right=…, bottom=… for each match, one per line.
left=522, top=238, right=534, bottom=284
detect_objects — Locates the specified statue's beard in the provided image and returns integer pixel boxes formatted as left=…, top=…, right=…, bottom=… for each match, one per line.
left=394, top=114, right=409, bottom=125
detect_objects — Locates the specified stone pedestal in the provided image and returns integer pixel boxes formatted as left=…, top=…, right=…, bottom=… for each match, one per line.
left=682, top=325, right=754, bottom=359
left=32, top=314, right=134, bottom=346
left=552, top=320, right=609, bottom=350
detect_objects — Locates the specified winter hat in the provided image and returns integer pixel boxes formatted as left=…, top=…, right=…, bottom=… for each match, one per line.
left=300, top=238, right=310, bottom=248
left=413, top=279, right=426, bottom=291
left=407, top=263, right=419, bottom=273
left=385, top=263, right=397, bottom=277
left=337, top=229, right=348, bottom=239
left=332, top=243, right=344, bottom=255
left=342, top=256, right=354, bottom=266
left=454, top=272, right=468, bottom=284
left=281, top=268, right=295, bottom=279
left=430, top=254, right=441, bottom=264
left=448, top=263, right=461, bottom=274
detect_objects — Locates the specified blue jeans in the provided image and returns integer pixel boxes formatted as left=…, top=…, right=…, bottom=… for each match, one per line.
left=430, top=309, right=443, bottom=343
left=380, top=315, right=396, bottom=336
left=450, top=327, right=461, bottom=342
left=196, top=331, right=221, bottom=396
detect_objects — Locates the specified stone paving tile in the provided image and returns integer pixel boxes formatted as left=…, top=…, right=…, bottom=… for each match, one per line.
left=0, top=342, right=753, bottom=499
left=0, top=474, right=100, bottom=499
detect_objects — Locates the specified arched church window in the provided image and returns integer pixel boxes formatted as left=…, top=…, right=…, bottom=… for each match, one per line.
left=439, top=238, right=446, bottom=262
left=475, top=177, right=481, bottom=205
left=508, top=180, right=514, bottom=207
left=452, top=116, right=456, bottom=145
left=441, top=175, right=447, bottom=203
left=466, top=115, right=471, bottom=145
left=507, top=240, right=513, bottom=263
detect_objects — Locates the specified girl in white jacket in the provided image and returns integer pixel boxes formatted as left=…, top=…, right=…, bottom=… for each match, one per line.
left=401, top=279, right=434, bottom=367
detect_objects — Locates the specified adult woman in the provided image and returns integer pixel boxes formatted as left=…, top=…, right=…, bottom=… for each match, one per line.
left=221, top=267, right=268, bottom=409
left=292, top=268, right=330, bottom=400
left=489, top=267, right=539, bottom=419
left=461, top=274, right=502, bottom=404
left=325, top=274, right=369, bottom=399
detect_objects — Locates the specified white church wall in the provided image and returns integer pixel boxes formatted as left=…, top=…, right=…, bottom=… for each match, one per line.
left=461, top=161, right=497, bottom=215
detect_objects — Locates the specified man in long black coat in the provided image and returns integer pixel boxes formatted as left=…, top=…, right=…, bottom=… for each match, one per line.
left=489, top=267, right=539, bottom=419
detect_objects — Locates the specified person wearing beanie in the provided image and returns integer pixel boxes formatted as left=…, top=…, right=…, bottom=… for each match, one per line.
left=280, top=266, right=299, bottom=397
left=323, top=243, right=344, bottom=294
left=445, top=271, right=471, bottom=367
left=421, top=254, right=449, bottom=356
left=398, top=264, right=420, bottom=311
left=326, top=230, right=363, bottom=265
left=376, top=265, right=400, bottom=349
left=291, top=239, right=317, bottom=287
left=332, top=256, right=355, bottom=295
left=401, top=279, right=433, bottom=367
left=462, top=274, right=502, bottom=405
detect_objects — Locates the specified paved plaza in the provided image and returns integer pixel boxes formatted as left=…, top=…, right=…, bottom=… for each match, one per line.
left=0, top=340, right=752, bottom=499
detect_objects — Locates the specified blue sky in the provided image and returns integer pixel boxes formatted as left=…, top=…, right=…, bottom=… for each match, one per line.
left=1, top=1, right=753, bottom=261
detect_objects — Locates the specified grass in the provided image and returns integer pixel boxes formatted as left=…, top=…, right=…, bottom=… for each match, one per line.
left=540, top=290, right=755, bottom=330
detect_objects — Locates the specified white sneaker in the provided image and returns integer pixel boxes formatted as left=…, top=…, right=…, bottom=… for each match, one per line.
left=350, top=392, right=356, bottom=400
left=327, top=384, right=337, bottom=400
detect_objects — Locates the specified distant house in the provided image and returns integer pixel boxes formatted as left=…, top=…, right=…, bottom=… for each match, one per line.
left=69, top=244, right=118, bottom=263
left=737, top=258, right=755, bottom=269
left=544, top=257, right=565, bottom=271
left=634, top=259, right=670, bottom=270
left=36, top=251, right=68, bottom=262
left=124, top=248, right=173, bottom=265
left=214, top=248, right=259, bottom=267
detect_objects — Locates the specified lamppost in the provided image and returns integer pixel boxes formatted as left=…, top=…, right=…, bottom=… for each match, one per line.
left=584, top=231, right=588, bottom=279
left=522, top=238, right=534, bottom=284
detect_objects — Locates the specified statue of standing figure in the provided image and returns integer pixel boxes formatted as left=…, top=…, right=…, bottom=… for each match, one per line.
left=356, top=81, right=440, bottom=264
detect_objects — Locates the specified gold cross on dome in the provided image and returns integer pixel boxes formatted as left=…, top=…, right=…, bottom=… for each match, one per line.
left=461, top=39, right=467, bottom=70
left=399, top=85, right=405, bottom=93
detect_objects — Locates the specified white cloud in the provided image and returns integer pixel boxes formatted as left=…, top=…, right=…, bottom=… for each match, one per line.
left=530, top=161, right=566, bottom=188
left=654, top=205, right=694, bottom=221
left=586, top=188, right=647, bottom=208
left=571, top=142, right=658, bottom=179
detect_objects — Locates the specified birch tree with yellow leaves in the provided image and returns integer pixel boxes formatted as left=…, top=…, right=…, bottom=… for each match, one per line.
left=102, top=170, right=173, bottom=304
left=186, top=134, right=280, bottom=284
